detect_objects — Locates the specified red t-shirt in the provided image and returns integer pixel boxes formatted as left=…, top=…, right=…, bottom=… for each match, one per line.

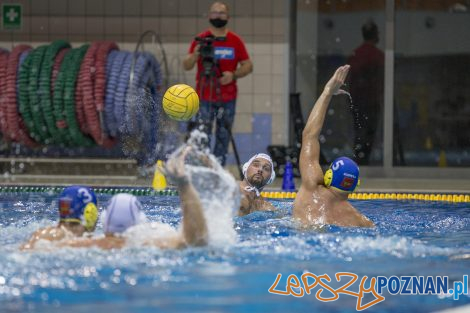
left=347, top=42, right=384, bottom=107
left=189, top=30, right=249, bottom=102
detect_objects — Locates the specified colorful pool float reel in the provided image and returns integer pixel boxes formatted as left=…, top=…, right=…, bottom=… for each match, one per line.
left=0, top=41, right=163, bottom=160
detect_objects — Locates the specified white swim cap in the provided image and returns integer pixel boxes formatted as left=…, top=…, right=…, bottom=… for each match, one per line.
left=242, top=153, right=276, bottom=186
left=102, top=193, right=146, bottom=234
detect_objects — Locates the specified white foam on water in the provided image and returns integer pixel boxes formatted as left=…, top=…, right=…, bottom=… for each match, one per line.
left=124, top=222, right=181, bottom=247
left=338, top=235, right=454, bottom=258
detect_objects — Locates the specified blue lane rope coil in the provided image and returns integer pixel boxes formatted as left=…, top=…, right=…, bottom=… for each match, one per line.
left=123, top=51, right=163, bottom=164
left=113, top=52, right=133, bottom=136
left=104, top=51, right=130, bottom=137
left=17, top=50, right=30, bottom=101
left=103, top=50, right=119, bottom=136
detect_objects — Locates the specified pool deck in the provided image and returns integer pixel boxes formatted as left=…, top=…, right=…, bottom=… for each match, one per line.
left=1, top=158, right=469, bottom=193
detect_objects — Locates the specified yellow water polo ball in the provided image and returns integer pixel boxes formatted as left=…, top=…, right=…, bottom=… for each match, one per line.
left=162, top=84, right=199, bottom=121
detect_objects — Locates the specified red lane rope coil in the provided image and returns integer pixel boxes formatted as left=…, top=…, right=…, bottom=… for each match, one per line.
left=0, top=50, right=10, bottom=139
left=51, top=47, right=69, bottom=98
left=75, top=43, right=101, bottom=136
left=78, top=41, right=116, bottom=147
left=6, top=45, right=38, bottom=148
left=6, top=45, right=37, bottom=146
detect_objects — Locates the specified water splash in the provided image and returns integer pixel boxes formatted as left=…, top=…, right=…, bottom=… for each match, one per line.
left=120, top=87, right=156, bottom=163
left=1, top=193, right=469, bottom=311
left=124, top=222, right=181, bottom=248
left=121, top=86, right=182, bottom=165
left=335, top=88, right=351, bottom=100
left=337, top=88, right=369, bottom=160
left=168, top=130, right=239, bottom=247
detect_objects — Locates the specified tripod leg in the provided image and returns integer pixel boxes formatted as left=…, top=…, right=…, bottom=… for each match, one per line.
left=201, top=77, right=213, bottom=134
left=214, top=101, right=240, bottom=170
left=207, top=63, right=241, bottom=170
left=226, top=117, right=243, bottom=178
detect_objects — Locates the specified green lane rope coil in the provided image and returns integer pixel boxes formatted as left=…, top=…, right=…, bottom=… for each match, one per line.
left=39, top=40, right=71, bottom=145
left=63, top=45, right=94, bottom=146
left=52, top=49, right=73, bottom=146
left=28, top=45, right=50, bottom=143
left=18, top=53, right=35, bottom=141
left=51, top=48, right=74, bottom=145
left=51, top=48, right=69, bottom=96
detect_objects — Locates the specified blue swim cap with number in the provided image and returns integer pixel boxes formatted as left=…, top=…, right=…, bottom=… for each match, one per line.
left=58, top=185, right=98, bottom=231
left=323, top=157, right=360, bottom=192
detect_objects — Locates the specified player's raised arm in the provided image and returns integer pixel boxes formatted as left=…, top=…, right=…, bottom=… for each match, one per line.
left=299, top=65, right=350, bottom=189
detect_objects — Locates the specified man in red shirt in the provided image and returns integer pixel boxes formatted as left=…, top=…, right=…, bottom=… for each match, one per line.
left=183, top=1, right=253, bottom=166
left=347, top=20, right=384, bottom=165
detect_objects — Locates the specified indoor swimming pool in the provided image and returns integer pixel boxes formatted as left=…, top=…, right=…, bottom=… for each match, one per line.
left=0, top=189, right=469, bottom=313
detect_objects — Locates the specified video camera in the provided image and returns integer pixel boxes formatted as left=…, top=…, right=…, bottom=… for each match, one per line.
left=195, top=35, right=226, bottom=76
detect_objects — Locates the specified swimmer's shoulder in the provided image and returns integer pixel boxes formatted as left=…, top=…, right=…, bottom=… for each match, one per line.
left=28, top=226, right=65, bottom=242
left=21, top=226, right=70, bottom=250
left=331, top=200, right=375, bottom=227
left=60, top=236, right=126, bottom=250
left=256, top=197, right=275, bottom=212
left=143, top=236, right=186, bottom=249
left=95, top=236, right=126, bottom=250
left=294, top=184, right=324, bottom=202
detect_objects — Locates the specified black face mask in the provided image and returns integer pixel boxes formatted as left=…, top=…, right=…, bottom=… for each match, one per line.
left=209, top=18, right=228, bottom=28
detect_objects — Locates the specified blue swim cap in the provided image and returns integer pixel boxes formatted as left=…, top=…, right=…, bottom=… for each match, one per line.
left=323, top=157, right=359, bottom=192
left=58, top=186, right=98, bottom=230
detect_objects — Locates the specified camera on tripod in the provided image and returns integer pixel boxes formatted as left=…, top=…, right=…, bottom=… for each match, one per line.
left=195, top=35, right=225, bottom=76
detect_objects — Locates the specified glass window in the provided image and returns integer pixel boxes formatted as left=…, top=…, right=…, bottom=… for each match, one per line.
left=394, top=1, right=470, bottom=167
left=296, top=0, right=386, bottom=166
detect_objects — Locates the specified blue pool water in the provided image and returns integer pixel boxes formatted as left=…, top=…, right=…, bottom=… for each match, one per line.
left=0, top=191, right=469, bottom=313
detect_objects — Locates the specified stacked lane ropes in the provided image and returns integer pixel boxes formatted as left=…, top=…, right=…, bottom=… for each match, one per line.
left=0, top=40, right=163, bottom=162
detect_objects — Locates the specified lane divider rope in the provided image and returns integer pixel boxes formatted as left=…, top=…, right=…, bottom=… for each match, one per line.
left=0, top=186, right=468, bottom=203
